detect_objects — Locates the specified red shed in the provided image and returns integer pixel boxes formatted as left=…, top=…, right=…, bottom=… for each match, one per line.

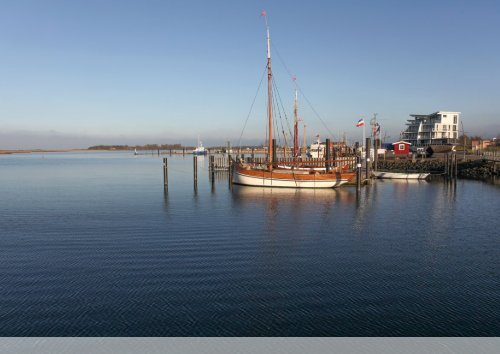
left=392, top=141, right=411, bottom=156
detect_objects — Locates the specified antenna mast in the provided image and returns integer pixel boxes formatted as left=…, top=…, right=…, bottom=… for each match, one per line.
left=293, top=90, right=299, bottom=158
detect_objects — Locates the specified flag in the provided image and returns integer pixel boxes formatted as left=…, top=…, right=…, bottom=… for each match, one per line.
left=261, top=10, right=267, bottom=17
left=356, top=119, right=365, bottom=127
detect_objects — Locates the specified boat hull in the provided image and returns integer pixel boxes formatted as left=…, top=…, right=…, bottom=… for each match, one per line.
left=373, top=171, right=430, bottom=180
left=233, top=166, right=354, bottom=188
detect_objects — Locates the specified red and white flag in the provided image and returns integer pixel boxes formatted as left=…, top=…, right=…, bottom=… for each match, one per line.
left=261, top=10, right=267, bottom=17
left=356, top=119, right=365, bottom=127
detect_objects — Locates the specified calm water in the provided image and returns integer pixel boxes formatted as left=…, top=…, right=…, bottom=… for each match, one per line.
left=0, top=152, right=498, bottom=336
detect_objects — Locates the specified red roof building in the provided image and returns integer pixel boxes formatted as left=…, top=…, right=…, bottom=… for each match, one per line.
left=392, top=141, right=411, bottom=156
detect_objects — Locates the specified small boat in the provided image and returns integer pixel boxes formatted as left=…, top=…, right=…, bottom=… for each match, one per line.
left=306, top=135, right=325, bottom=159
left=372, top=171, right=430, bottom=180
left=232, top=13, right=355, bottom=189
left=192, top=139, right=208, bottom=155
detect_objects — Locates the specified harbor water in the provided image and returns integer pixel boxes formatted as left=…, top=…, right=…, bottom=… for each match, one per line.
left=0, top=152, right=498, bottom=336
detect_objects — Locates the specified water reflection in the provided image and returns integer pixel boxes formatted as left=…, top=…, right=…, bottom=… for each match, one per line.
left=231, top=185, right=355, bottom=205
left=231, top=186, right=357, bottom=234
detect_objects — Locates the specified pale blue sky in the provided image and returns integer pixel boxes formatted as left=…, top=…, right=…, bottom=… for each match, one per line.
left=1, top=0, right=499, bottom=148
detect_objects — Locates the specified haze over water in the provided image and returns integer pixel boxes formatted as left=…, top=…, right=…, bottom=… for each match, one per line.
left=0, top=152, right=498, bottom=336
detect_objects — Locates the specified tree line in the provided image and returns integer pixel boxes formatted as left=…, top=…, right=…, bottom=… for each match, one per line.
left=88, top=144, right=187, bottom=151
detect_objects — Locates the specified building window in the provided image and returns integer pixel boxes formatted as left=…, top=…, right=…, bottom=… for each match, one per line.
left=399, top=144, right=405, bottom=150
left=443, top=115, right=447, bottom=118
left=453, top=115, right=457, bottom=124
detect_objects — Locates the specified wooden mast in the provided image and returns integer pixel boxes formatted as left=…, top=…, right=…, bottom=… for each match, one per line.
left=265, top=15, right=273, bottom=171
left=293, top=90, right=299, bottom=158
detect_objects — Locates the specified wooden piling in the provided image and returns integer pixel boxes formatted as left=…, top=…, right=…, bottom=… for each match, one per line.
left=210, top=155, right=215, bottom=187
left=454, top=153, right=458, bottom=178
left=163, top=158, right=168, bottom=191
left=272, top=139, right=277, bottom=167
left=193, top=156, right=198, bottom=190
left=325, top=138, right=331, bottom=172
left=374, top=138, right=380, bottom=171
left=356, top=156, right=362, bottom=191
left=365, top=137, right=371, bottom=180
left=228, top=155, right=233, bottom=188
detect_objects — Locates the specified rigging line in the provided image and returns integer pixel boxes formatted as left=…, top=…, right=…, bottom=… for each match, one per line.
left=272, top=76, right=293, bottom=141
left=296, top=83, right=335, bottom=138
left=272, top=96, right=282, bottom=148
left=272, top=85, right=289, bottom=153
left=271, top=42, right=295, bottom=85
left=265, top=66, right=298, bottom=185
left=272, top=41, right=335, bottom=138
left=238, top=65, right=268, bottom=148
left=271, top=82, right=290, bottom=151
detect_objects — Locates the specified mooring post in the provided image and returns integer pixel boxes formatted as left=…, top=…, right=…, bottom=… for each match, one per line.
left=210, top=155, right=215, bottom=184
left=228, top=155, right=233, bottom=188
left=454, top=153, right=458, bottom=179
left=443, top=153, right=448, bottom=176
left=374, top=138, right=380, bottom=171
left=450, top=153, right=453, bottom=178
left=325, top=138, right=331, bottom=172
left=163, top=157, right=168, bottom=192
left=272, top=139, right=277, bottom=167
left=356, top=156, right=362, bottom=191
left=449, top=153, right=453, bottom=177
left=452, top=153, right=455, bottom=178
left=365, top=138, right=371, bottom=180
left=210, top=155, right=215, bottom=171
left=183, top=148, right=185, bottom=155
left=193, top=156, right=198, bottom=191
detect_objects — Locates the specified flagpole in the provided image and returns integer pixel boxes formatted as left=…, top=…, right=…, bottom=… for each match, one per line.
left=363, top=124, right=366, bottom=155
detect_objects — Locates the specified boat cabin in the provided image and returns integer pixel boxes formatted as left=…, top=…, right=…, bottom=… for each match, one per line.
left=307, top=135, right=326, bottom=159
left=392, top=141, right=411, bottom=156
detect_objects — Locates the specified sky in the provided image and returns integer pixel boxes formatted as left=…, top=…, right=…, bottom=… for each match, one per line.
left=1, top=0, right=499, bottom=149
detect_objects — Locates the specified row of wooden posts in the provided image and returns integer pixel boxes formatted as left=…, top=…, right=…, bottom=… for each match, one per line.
left=162, top=155, right=232, bottom=192
left=162, top=138, right=380, bottom=192
left=163, top=156, right=369, bottom=192
left=444, top=153, right=459, bottom=178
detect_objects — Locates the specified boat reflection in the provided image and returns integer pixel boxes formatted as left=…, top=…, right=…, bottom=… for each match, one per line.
left=231, top=185, right=357, bottom=235
left=375, top=178, right=429, bottom=185
left=231, top=185, right=356, bottom=204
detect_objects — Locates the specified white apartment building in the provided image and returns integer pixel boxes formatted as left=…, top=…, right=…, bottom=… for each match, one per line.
left=402, top=111, right=460, bottom=146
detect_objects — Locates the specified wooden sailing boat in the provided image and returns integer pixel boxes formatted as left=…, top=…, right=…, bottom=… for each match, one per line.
left=232, top=12, right=355, bottom=188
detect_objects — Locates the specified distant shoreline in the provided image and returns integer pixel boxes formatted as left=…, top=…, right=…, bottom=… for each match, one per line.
left=0, top=149, right=103, bottom=155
